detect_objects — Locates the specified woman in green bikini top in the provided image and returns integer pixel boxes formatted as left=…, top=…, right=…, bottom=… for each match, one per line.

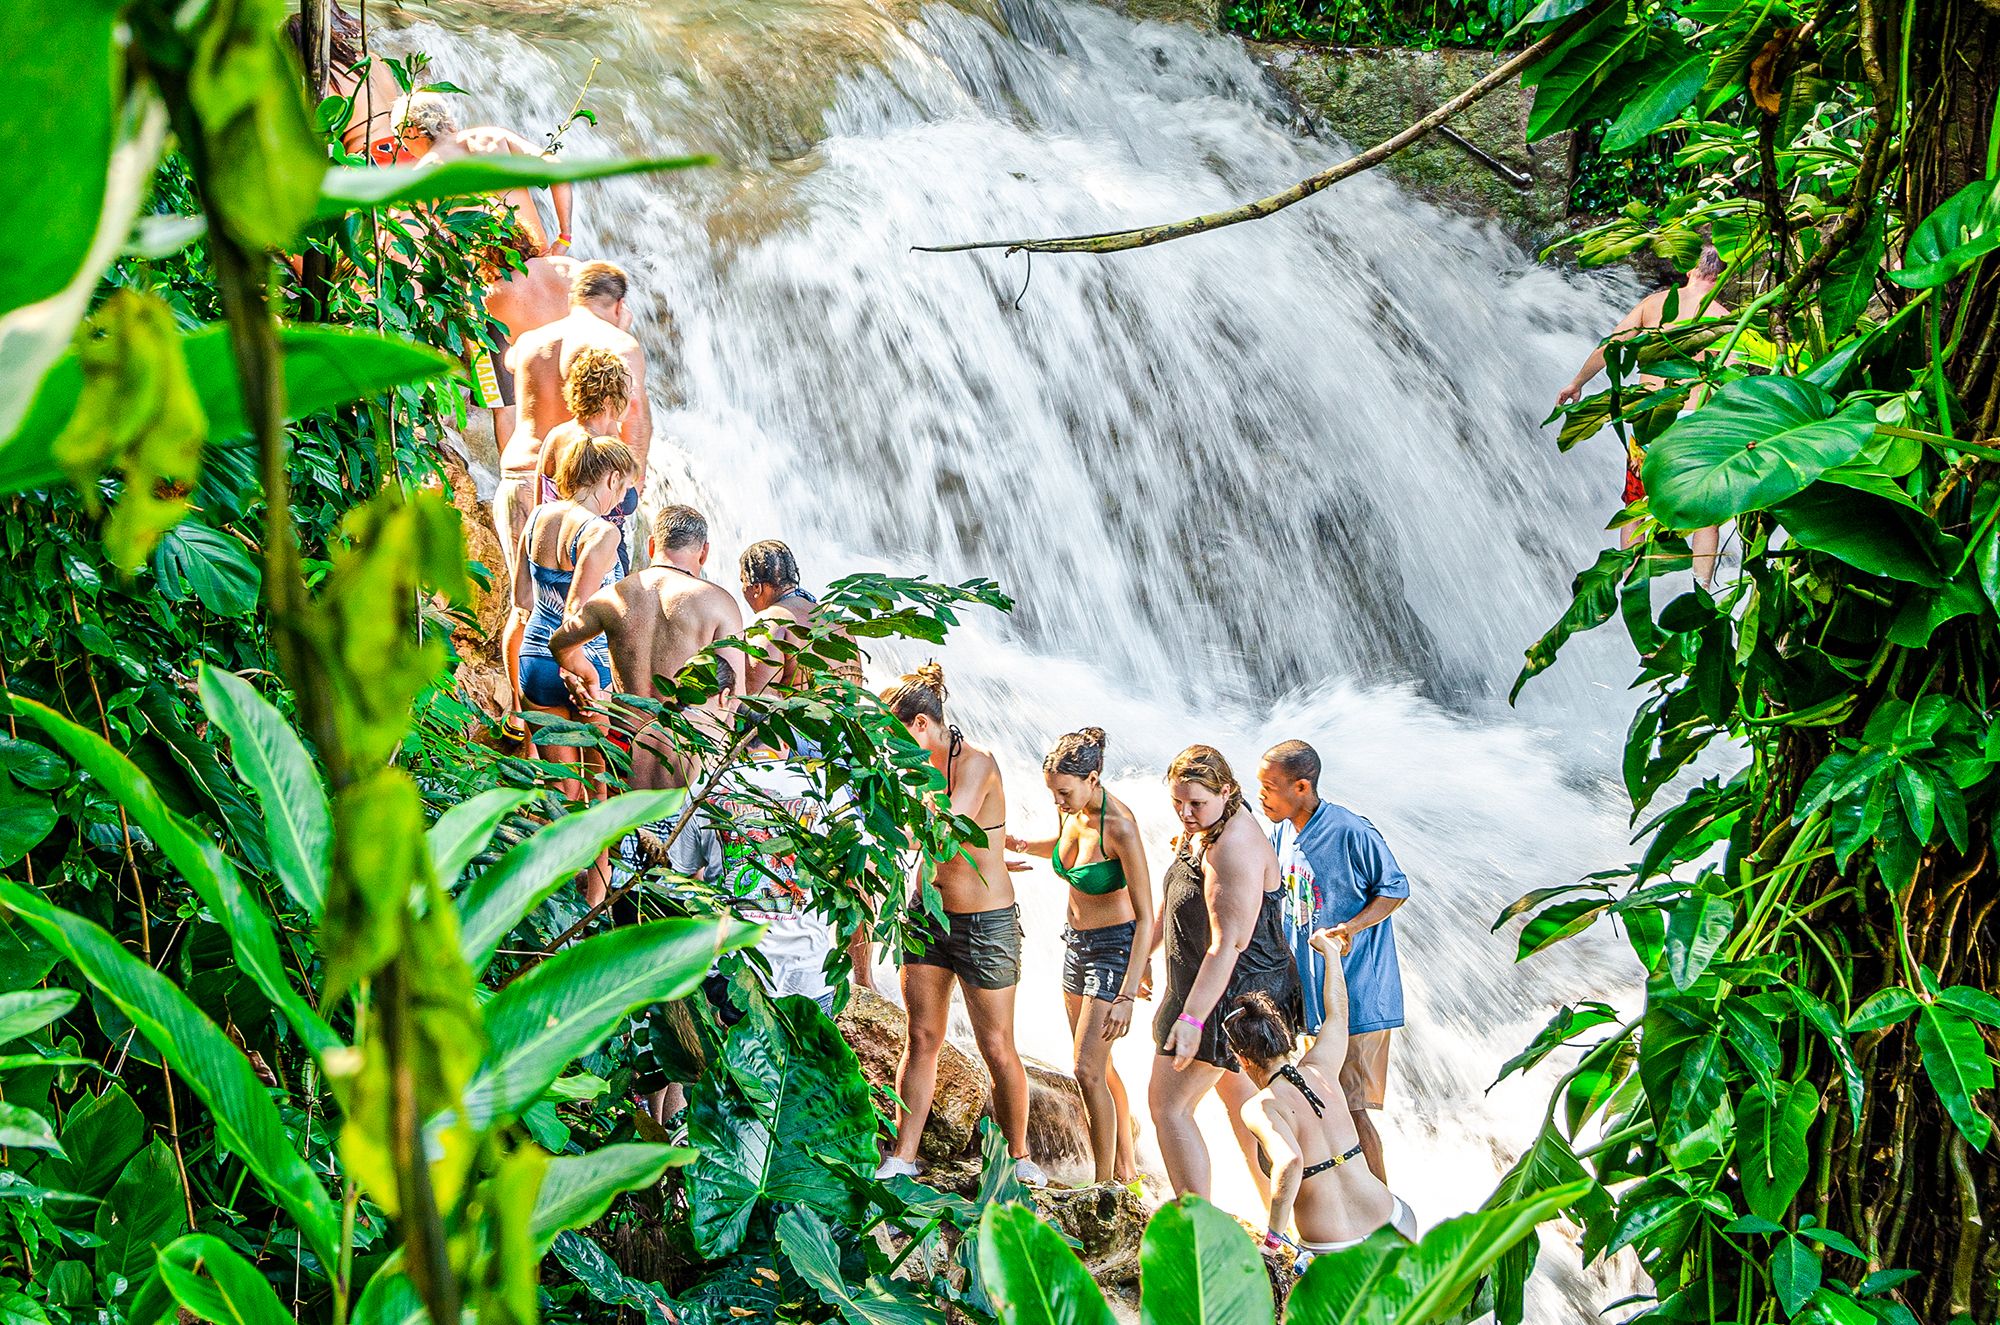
left=1006, top=727, right=1156, bottom=1186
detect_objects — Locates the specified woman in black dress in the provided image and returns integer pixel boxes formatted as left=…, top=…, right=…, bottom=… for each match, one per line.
left=1149, top=745, right=1301, bottom=1199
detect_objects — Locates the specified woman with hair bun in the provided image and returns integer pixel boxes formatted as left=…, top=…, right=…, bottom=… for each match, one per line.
left=872, top=663, right=1043, bottom=1187
left=1007, top=727, right=1154, bottom=1185
left=1149, top=744, right=1301, bottom=1198
left=1223, top=930, right=1417, bottom=1266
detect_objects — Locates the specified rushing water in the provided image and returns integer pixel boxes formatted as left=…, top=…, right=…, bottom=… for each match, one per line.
left=386, top=0, right=1658, bottom=1310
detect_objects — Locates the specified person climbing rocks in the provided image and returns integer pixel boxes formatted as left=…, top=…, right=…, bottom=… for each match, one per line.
left=1554, top=240, right=1731, bottom=586
left=1256, top=739, right=1407, bottom=1183
left=1224, top=929, right=1418, bottom=1270
left=389, top=90, right=577, bottom=253
left=501, top=261, right=652, bottom=584
left=871, top=664, right=1045, bottom=1188
left=1150, top=745, right=1301, bottom=1202
left=1006, top=727, right=1154, bottom=1186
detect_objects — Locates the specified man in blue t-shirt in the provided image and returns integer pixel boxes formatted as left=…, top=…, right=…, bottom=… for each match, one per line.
left=1256, top=739, right=1409, bottom=1182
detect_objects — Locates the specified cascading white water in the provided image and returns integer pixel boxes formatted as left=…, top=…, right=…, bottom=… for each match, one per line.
left=389, top=0, right=1657, bottom=1310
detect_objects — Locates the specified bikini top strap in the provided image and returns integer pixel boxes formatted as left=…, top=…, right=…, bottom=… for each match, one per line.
left=1278, top=1063, right=1327, bottom=1118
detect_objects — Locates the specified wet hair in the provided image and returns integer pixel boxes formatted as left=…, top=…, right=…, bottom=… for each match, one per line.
left=653, top=504, right=708, bottom=552
left=1222, top=990, right=1297, bottom=1070
left=1044, top=727, right=1107, bottom=778
left=473, top=213, right=542, bottom=283
left=741, top=540, right=800, bottom=591
left=571, top=261, right=630, bottom=307
left=1167, top=744, right=1244, bottom=852
left=392, top=91, right=458, bottom=142
left=286, top=2, right=363, bottom=73
left=713, top=652, right=736, bottom=696
left=562, top=348, right=632, bottom=424
left=553, top=436, right=634, bottom=500
left=1263, top=739, right=1320, bottom=791
left=1694, top=239, right=1725, bottom=281
left=882, top=662, right=947, bottom=725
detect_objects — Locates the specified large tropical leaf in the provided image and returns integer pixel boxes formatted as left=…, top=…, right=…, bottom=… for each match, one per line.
left=529, top=1144, right=694, bottom=1252
left=1600, top=47, right=1706, bottom=153
left=1288, top=1183, right=1589, bottom=1324
left=777, top=1206, right=943, bottom=1325
left=687, top=994, right=880, bottom=1257
left=1914, top=1004, right=1995, bottom=1150
left=151, top=520, right=262, bottom=617
left=977, top=1202, right=1118, bottom=1325
left=0, top=881, right=339, bottom=1267
left=1890, top=178, right=2000, bottom=290
left=0, top=988, right=78, bottom=1043
left=1740, top=1080, right=1819, bottom=1223
left=456, top=790, right=691, bottom=973
left=316, top=154, right=712, bottom=221
left=1138, top=1195, right=1275, bottom=1325
left=198, top=667, right=330, bottom=919
left=130, top=1235, right=293, bottom=1325
left=95, top=1138, right=187, bottom=1292
left=458, top=917, right=754, bottom=1132
left=12, top=698, right=338, bottom=1054
left=429, top=788, right=536, bottom=888
left=1641, top=378, right=1878, bottom=529
left=1523, top=4, right=1648, bottom=141
left=1771, top=486, right=1956, bottom=587
left=1511, top=547, right=1635, bottom=702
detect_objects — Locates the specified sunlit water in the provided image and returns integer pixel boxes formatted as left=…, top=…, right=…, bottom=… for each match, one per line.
left=383, top=0, right=1662, bottom=1311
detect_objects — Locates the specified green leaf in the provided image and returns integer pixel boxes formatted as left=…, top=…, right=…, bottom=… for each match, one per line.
left=1772, top=485, right=1954, bottom=586
left=1937, top=984, right=2000, bottom=1029
left=428, top=788, right=535, bottom=888
left=152, top=521, right=262, bottom=617
left=1847, top=987, right=1921, bottom=1033
left=1490, top=1000, right=1620, bottom=1085
left=1289, top=1183, right=1589, bottom=1324
left=1601, top=49, right=1706, bottom=153
left=977, top=1202, right=1117, bottom=1325
left=52, top=1083, right=146, bottom=1196
left=778, top=1206, right=943, bottom=1325
left=199, top=667, right=329, bottom=919
left=0, top=781, right=57, bottom=869
left=95, top=1139, right=188, bottom=1292
left=0, top=737, right=66, bottom=791
left=529, top=1144, right=694, bottom=1253
left=456, top=789, right=691, bottom=973
left=1515, top=898, right=1609, bottom=960
left=0, top=880, right=339, bottom=1269
left=462, top=918, right=755, bottom=1133
left=177, top=0, right=325, bottom=248
left=1512, top=549, right=1635, bottom=702
left=51, top=291, right=206, bottom=568
left=0, top=1292, right=50, bottom=1325
left=0, top=988, right=77, bottom=1043
left=1772, top=1235, right=1820, bottom=1317
left=1913, top=1003, right=1995, bottom=1150
left=1821, top=216, right=1886, bottom=340
left=688, top=992, right=878, bottom=1257
left=316, top=154, right=712, bottom=221
left=1641, top=377, right=1879, bottom=528
left=1665, top=891, right=1734, bottom=990
left=1741, top=1081, right=1818, bottom=1223
left=1890, top=178, right=2000, bottom=290
left=13, top=697, right=339, bottom=1055
left=150, top=1234, right=292, bottom=1325
left=1138, top=1194, right=1274, bottom=1325
left=1523, top=4, right=1647, bottom=141
left=0, top=1102, right=63, bottom=1154
left=3, top=325, right=462, bottom=497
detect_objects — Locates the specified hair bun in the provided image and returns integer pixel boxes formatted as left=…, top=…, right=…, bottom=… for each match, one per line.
left=1079, top=726, right=1107, bottom=750
left=913, top=661, right=947, bottom=700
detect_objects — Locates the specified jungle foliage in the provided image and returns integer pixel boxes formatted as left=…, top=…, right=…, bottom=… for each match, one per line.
left=1513, top=0, right=2000, bottom=1322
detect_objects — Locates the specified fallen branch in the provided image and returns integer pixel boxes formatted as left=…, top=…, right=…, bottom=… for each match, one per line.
left=913, top=2, right=1605, bottom=257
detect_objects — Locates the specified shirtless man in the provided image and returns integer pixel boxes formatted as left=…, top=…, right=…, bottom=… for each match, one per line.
left=551, top=505, right=744, bottom=794
left=738, top=539, right=866, bottom=695
left=872, top=663, right=1042, bottom=1186
left=1556, top=242, right=1730, bottom=584
left=498, top=262, right=651, bottom=587
left=390, top=91, right=575, bottom=253
left=473, top=218, right=576, bottom=447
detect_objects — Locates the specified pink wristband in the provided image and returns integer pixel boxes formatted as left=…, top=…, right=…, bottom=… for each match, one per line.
left=1177, top=1012, right=1205, bottom=1031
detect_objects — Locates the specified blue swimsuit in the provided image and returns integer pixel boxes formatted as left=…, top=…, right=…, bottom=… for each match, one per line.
left=519, top=507, right=616, bottom=708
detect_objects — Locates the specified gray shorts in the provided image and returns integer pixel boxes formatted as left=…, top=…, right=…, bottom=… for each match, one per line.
left=905, top=902, right=1022, bottom=990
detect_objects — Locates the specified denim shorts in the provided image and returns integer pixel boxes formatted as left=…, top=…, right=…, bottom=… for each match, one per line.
left=1062, top=920, right=1135, bottom=1002
left=906, top=903, right=1022, bottom=990
left=520, top=653, right=609, bottom=709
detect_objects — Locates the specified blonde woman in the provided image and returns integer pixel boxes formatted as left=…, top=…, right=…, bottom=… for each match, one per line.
left=1149, top=745, right=1301, bottom=1199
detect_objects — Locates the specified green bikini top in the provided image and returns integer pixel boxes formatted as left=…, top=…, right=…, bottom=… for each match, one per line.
left=1053, top=791, right=1127, bottom=897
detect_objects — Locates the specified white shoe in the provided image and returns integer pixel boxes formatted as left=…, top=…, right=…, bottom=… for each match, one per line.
left=875, top=1157, right=921, bottom=1180
left=1014, top=1158, right=1049, bottom=1188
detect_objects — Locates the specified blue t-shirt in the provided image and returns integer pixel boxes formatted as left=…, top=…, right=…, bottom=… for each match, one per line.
left=1271, top=801, right=1409, bottom=1035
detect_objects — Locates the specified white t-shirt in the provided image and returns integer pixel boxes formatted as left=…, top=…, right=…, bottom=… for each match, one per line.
left=671, top=760, right=846, bottom=1003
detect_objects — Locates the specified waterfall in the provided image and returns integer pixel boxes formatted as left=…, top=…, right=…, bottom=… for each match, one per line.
left=389, top=0, right=1652, bottom=1309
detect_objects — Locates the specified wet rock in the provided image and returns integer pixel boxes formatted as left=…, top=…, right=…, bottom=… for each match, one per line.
left=438, top=443, right=513, bottom=720
left=836, top=987, right=993, bottom=1161
left=1023, top=1056, right=1093, bottom=1175
left=1035, top=1181, right=1151, bottom=1286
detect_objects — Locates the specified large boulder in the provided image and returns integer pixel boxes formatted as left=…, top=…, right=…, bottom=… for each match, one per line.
left=437, top=439, right=512, bottom=720
left=1022, top=1057, right=1093, bottom=1178
left=1036, top=1182, right=1151, bottom=1286
left=836, top=987, right=992, bottom=1161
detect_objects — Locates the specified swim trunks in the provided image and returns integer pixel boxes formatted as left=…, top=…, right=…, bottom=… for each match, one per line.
left=905, top=902, right=1022, bottom=990
left=473, top=351, right=516, bottom=409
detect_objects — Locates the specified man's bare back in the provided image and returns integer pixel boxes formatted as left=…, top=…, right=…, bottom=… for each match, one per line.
left=504, top=309, right=648, bottom=478
left=426, top=126, right=558, bottom=248
left=485, top=255, right=575, bottom=343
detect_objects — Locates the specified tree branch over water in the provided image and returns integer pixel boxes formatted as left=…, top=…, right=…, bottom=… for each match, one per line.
left=913, top=2, right=1604, bottom=257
